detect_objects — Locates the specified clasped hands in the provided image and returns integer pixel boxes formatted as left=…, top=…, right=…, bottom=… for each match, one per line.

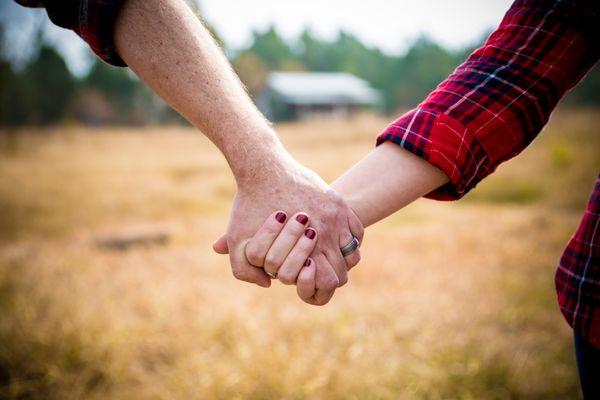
left=212, top=154, right=363, bottom=306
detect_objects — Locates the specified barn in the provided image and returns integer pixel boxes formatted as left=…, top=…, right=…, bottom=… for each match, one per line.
left=258, top=72, right=382, bottom=121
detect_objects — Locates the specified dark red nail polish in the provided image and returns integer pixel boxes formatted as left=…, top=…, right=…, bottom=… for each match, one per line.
left=304, top=259, right=312, bottom=267
left=275, top=212, right=286, bottom=224
left=305, top=228, right=316, bottom=239
left=296, top=214, right=309, bottom=225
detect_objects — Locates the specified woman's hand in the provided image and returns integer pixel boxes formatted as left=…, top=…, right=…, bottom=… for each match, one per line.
left=244, top=211, right=317, bottom=285
left=214, top=203, right=363, bottom=306
left=244, top=211, right=321, bottom=301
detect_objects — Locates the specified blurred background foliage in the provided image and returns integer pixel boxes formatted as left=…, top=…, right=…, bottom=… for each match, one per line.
left=1, top=10, right=599, bottom=127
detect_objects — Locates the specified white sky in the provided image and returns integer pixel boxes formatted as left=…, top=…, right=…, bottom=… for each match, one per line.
left=200, top=0, right=514, bottom=53
left=2, top=0, right=514, bottom=76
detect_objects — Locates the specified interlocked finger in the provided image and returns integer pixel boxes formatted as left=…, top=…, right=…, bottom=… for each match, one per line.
left=263, top=212, right=310, bottom=277
left=244, top=210, right=288, bottom=267
left=277, top=227, right=318, bottom=285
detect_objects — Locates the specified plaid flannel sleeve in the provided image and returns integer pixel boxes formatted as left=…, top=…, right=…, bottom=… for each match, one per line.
left=15, top=0, right=126, bottom=67
left=556, top=176, right=600, bottom=347
left=377, top=0, right=599, bottom=200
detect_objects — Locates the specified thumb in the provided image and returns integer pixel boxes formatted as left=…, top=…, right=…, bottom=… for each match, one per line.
left=212, top=234, right=229, bottom=254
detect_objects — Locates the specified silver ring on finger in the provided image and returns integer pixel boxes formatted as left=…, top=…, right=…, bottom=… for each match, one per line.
left=266, top=270, right=278, bottom=279
left=340, top=236, right=360, bottom=257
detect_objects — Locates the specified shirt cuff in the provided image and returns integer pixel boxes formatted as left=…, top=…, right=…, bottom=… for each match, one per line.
left=376, top=108, right=492, bottom=201
left=78, top=0, right=127, bottom=67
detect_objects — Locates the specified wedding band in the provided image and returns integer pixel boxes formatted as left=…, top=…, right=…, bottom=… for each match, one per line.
left=266, top=270, right=278, bottom=279
left=340, top=236, right=360, bottom=257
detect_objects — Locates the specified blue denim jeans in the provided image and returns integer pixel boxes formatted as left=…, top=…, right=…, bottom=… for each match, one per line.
left=574, top=332, right=600, bottom=399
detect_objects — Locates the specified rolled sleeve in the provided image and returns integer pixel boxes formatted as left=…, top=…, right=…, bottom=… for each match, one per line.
left=377, top=0, right=599, bottom=200
left=377, top=109, right=490, bottom=200
left=78, top=0, right=126, bottom=66
left=16, top=0, right=126, bottom=67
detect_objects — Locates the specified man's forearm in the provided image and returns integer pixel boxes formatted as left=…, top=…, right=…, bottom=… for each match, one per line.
left=332, top=143, right=449, bottom=227
left=113, top=0, right=289, bottom=184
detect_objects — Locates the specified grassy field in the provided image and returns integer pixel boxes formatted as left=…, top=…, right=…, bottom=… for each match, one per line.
left=0, top=109, right=598, bottom=399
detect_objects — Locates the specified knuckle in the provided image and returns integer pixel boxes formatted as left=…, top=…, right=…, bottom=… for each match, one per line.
left=245, top=245, right=264, bottom=266
left=231, top=266, right=246, bottom=281
left=302, top=296, right=317, bottom=305
left=313, top=297, right=329, bottom=306
left=297, top=274, right=313, bottom=290
left=337, top=274, right=348, bottom=287
left=263, top=254, right=279, bottom=271
left=278, top=272, right=295, bottom=285
left=322, top=276, right=339, bottom=292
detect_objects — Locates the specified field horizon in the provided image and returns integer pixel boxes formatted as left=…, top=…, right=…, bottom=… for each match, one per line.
left=1, top=109, right=599, bottom=399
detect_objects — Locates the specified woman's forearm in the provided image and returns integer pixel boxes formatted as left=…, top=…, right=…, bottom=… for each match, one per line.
left=331, top=142, right=449, bottom=227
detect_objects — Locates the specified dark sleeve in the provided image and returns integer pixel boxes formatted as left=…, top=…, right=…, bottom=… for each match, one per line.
left=15, top=0, right=127, bottom=67
left=377, top=0, right=599, bottom=200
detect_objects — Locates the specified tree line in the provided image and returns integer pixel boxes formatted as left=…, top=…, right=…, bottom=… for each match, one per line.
left=1, top=23, right=598, bottom=127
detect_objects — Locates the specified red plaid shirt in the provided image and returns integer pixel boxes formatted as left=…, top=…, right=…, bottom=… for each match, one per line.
left=378, top=0, right=600, bottom=347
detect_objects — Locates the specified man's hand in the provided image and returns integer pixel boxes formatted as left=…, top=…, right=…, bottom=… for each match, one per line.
left=222, top=155, right=363, bottom=305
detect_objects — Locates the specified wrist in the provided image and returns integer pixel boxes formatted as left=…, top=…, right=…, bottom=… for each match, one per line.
left=227, top=129, right=295, bottom=190
left=332, top=143, right=449, bottom=227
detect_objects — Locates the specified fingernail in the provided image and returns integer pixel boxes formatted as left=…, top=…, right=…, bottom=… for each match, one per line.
left=304, top=259, right=312, bottom=267
left=275, top=212, right=287, bottom=224
left=296, top=214, right=309, bottom=225
left=305, top=228, right=316, bottom=239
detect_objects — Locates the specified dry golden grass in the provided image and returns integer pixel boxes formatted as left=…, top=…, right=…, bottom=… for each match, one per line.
left=0, top=109, right=598, bottom=399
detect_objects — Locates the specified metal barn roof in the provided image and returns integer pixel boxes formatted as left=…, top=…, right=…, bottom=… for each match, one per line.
left=266, top=72, right=381, bottom=106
